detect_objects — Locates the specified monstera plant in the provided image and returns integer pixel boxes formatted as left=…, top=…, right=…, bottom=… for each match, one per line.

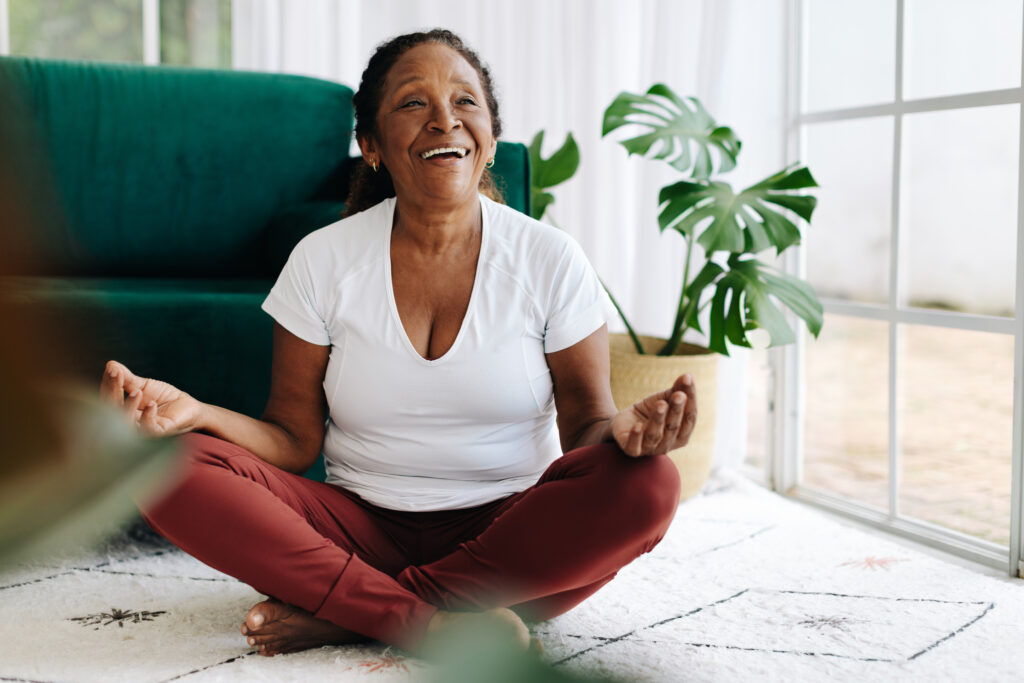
left=528, top=84, right=823, bottom=496
left=528, top=130, right=580, bottom=223
left=601, top=83, right=823, bottom=356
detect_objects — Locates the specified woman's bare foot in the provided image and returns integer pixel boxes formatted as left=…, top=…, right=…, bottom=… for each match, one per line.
left=422, top=607, right=534, bottom=654
left=240, top=598, right=372, bottom=656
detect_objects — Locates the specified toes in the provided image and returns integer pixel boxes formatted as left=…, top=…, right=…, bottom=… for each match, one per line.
left=247, top=612, right=266, bottom=630
left=247, top=633, right=276, bottom=647
left=249, top=636, right=280, bottom=657
left=244, top=600, right=275, bottom=633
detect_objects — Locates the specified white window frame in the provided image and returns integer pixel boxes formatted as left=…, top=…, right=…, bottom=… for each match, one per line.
left=771, top=0, right=1024, bottom=577
left=143, top=0, right=160, bottom=65
left=0, top=0, right=10, bottom=56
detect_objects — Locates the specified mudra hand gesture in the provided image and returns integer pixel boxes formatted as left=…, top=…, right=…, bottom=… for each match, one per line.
left=610, top=374, right=697, bottom=457
left=99, top=360, right=202, bottom=437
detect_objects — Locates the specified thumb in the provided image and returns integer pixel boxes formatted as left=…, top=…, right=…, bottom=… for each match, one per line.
left=116, top=364, right=146, bottom=394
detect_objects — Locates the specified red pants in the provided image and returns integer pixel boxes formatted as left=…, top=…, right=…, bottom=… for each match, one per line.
left=141, top=433, right=681, bottom=652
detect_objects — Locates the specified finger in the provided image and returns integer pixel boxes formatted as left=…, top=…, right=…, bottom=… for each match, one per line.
left=100, top=362, right=126, bottom=404
left=125, top=389, right=144, bottom=419
left=109, top=361, right=146, bottom=396
left=141, top=401, right=162, bottom=435
left=679, top=387, right=698, bottom=443
left=664, top=391, right=686, bottom=432
left=640, top=400, right=668, bottom=454
left=640, top=373, right=695, bottom=416
left=673, top=373, right=697, bottom=411
left=661, top=391, right=687, bottom=450
left=121, top=372, right=147, bottom=395
left=626, top=424, right=643, bottom=457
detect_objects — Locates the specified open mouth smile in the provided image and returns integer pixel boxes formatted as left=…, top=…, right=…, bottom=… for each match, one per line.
left=419, top=146, right=470, bottom=160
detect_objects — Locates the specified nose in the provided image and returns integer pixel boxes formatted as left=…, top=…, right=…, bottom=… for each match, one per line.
left=429, top=103, right=461, bottom=133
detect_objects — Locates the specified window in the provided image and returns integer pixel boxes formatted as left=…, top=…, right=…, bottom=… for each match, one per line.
left=774, top=0, right=1024, bottom=575
left=2, top=0, right=231, bottom=67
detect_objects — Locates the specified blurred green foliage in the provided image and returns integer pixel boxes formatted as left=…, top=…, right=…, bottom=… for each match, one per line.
left=11, top=0, right=143, bottom=62
left=427, top=621, right=626, bottom=683
left=9, top=0, right=231, bottom=67
left=160, top=0, right=231, bottom=68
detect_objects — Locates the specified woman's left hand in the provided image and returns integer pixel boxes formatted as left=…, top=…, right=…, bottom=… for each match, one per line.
left=610, top=374, right=698, bottom=457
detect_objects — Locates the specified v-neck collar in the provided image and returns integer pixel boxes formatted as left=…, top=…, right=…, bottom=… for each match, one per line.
left=382, top=196, right=490, bottom=366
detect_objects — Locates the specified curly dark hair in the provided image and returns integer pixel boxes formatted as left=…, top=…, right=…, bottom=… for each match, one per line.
left=343, top=29, right=504, bottom=217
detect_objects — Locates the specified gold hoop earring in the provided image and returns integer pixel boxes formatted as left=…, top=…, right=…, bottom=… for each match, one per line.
left=486, top=157, right=495, bottom=169
left=370, top=159, right=379, bottom=173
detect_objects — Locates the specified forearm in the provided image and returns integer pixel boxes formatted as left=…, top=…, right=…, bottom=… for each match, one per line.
left=195, top=403, right=318, bottom=474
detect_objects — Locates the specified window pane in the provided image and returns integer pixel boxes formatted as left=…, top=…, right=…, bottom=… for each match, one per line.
left=898, top=325, right=1013, bottom=546
left=803, top=316, right=889, bottom=509
left=904, top=0, right=1023, bottom=100
left=160, top=0, right=232, bottom=69
left=900, top=105, right=1018, bottom=317
left=803, top=117, right=894, bottom=305
left=10, top=0, right=143, bottom=62
left=804, top=0, right=895, bottom=112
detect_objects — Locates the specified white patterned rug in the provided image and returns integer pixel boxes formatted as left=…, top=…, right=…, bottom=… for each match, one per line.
left=2, top=472, right=1022, bottom=682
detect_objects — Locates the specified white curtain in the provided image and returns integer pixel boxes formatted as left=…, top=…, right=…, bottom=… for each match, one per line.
left=232, top=0, right=790, bottom=469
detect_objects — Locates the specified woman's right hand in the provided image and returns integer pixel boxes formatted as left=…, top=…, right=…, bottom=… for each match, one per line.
left=99, top=360, right=204, bottom=437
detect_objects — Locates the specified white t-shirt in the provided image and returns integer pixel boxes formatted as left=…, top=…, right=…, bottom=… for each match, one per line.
left=261, top=194, right=608, bottom=511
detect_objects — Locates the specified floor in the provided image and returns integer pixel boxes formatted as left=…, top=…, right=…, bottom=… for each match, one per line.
left=3, top=471, right=1023, bottom=682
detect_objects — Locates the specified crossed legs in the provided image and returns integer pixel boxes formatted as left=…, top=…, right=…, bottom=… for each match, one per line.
left=140, top=433, right=681, bottom=654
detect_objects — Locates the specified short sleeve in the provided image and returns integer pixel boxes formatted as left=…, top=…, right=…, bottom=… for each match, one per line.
left=261, top=236, right=331, bottom=346
left=543, top=238, right=611, bottom=353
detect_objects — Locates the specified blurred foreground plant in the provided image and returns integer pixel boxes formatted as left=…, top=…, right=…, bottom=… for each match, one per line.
left=425, top=614, right=626, bottom=683
left=0, top=72, right=180, bottom=569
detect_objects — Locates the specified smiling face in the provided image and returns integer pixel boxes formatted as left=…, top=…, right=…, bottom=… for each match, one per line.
left=358, top=42, right=498, bottom=212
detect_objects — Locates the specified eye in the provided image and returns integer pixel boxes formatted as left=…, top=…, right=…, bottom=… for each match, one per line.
left=399, top=98, right=424, bottom=109
left=457, top=96, right=478, bottom=106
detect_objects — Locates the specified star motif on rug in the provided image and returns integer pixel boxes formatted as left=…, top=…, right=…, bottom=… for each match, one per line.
left=796, top=614, right=859, bottom=631
left=68, top=607, right=167, bottom=630
left=839, top=556, right=907, bottom=571
left=342, top=647, right=426, bottom=675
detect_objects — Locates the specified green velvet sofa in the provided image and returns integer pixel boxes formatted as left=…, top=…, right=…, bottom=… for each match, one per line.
left=0, top=56, right=531, bottom=480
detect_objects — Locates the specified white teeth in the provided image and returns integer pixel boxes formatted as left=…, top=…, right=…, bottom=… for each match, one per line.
left=420, top=146, right=469, bottom=159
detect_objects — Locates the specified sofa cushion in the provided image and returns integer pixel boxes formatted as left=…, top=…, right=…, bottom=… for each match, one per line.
left=2, top=276, right=330, bottom=479
left=3, top=277, right=273, bottom=412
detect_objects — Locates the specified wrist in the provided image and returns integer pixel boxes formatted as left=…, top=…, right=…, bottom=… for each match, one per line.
left=572, top=417, right=615, bottom=450
left=192, top=399, right=213, bottom=433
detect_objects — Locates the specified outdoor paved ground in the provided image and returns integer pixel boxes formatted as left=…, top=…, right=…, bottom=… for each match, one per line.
left=745, top=317, right=1013, bottom=546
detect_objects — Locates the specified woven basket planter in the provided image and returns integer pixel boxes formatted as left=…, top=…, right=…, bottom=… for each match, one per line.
left=609, top=333, right=719, bottom=501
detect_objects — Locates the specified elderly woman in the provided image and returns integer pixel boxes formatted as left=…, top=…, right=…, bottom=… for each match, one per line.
left=100, top=29, right=694, bottom=656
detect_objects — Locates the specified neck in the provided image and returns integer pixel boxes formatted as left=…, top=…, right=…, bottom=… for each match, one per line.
left=392, top=195, right=482, bottom=254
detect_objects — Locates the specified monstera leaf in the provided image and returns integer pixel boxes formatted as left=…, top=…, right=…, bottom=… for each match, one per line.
left=658, top=165, right=818, bottom=254
left=602, top=84, right=741, bottom=179
left=528, top=131, right=580, bottom=221
left=701, top=255, right=823, bottom=356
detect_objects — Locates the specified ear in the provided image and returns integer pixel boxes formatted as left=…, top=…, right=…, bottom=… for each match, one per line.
left=357, top=135, right=380, bottom=164
left=488, top=137, right=497, bottom=161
